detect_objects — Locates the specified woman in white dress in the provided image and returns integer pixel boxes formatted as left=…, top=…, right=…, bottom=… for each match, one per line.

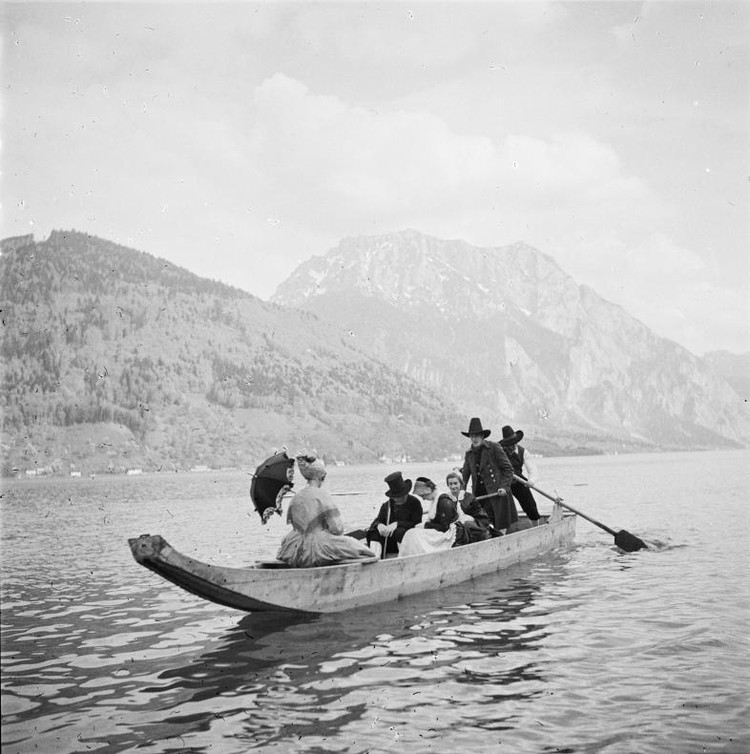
left=398, top=476, right=458, bottom=557
left=276, top=456, right=376, bottom=567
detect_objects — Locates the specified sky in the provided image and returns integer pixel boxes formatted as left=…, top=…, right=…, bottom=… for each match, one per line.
left=2, top=1, right=748, bottom=356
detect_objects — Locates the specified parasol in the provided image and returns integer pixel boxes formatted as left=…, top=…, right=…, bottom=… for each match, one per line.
left=250, top=451, right=295, bottom=523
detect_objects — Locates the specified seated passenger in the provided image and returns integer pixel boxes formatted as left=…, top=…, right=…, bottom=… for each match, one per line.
left=276, top=455, right=377, bottom=567
left=445, top=470, right=472, bottom=522
left=366, top=472, right=423, bottom=557
left=445, top=471, right=492, bottom=544
left=413, top=476, right=438, bottom=518
left=398, top=478, right=458, bottom=557
left=426, top=493, right=459, bottom=531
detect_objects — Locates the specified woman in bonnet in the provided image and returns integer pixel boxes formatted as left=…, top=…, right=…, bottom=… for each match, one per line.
left=276, top=455, right=376, bottom=567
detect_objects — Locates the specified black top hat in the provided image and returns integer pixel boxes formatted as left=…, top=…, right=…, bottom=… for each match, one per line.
left=384, top=471, right=413, bottom=498
left=461, top=417, right=491, bottom=438
left=499, top=425, right=524, bottom=446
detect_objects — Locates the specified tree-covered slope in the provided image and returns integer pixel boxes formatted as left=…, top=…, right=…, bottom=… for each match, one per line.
left=1, top=231, right=461, bottom=474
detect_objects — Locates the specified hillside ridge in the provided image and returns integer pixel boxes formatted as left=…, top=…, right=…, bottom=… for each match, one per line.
left=1, top=230, right=464, bottom=475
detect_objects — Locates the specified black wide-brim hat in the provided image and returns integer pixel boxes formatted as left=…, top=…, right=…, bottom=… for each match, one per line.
left=461, top=417, right=491, bottom=438
left=384, top=471, right=413, bottom=497
left=499, top=425, right=524, bottom=446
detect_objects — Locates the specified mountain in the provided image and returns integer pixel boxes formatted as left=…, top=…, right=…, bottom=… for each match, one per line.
left=272, top=229, right=749, bottom=452
left=703, top=351, right=750, bottom=402
left=0, top=231, right=462, bottom=475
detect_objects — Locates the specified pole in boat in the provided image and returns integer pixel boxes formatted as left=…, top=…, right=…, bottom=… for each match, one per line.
left=381, top=499, right=392, bottom=559
left=512, top=474, right=648, bottom=552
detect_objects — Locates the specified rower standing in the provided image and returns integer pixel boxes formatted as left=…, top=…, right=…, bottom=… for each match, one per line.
left=460, top=418, right=516, bottom=534
left=499, top=425, right=542, bottom=526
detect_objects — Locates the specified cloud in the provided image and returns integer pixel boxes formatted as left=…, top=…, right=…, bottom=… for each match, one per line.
left=245, top=73, right=747, bottom=353
left=249, top=74, right=493, bottom=223
left=6, top=4, right=744, bottom=354
left=248, top=73, right=651, bottom=234
left=284, top=3, right=568, bottom=71
left=561, top=233, right=750, bottom=354
left=499, top=132, right=645, bottom=201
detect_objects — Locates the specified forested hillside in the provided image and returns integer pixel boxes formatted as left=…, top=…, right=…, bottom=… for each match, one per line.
left=1, top=231, right=461, bottom=475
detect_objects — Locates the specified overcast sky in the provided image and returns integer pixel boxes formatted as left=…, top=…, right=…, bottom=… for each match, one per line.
left=3, top=1, right=748, bottom=355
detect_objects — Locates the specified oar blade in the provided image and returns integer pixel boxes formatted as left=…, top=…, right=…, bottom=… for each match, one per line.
left=614, top=529, right=648, bottom=552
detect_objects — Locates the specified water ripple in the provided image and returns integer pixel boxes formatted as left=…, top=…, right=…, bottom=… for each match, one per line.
left=3, top=455, right=750, bottom=753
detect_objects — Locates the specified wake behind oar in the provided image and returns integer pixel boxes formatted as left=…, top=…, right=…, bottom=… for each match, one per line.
left=513, top=475, right=649, bottom=552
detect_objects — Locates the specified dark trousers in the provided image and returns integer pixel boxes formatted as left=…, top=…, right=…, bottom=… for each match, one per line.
left=511, top=481, right=540, bottom=520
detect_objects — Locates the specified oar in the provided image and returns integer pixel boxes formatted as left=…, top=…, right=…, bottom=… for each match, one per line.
left=281, top=490, right=367, bottom=498
left=512, top=474, right=648, bottom=552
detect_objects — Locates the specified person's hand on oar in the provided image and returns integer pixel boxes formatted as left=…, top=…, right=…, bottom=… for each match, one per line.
left=512, top=475, right=648, bottom=552
left=379, top=503, right=397, bottom=559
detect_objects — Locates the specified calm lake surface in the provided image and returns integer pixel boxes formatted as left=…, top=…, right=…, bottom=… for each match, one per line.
left=2, top=451, right=749, bottom=753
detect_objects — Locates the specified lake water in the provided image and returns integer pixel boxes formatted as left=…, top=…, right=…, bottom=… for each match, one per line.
left=2, top=451, right=749, bottom=753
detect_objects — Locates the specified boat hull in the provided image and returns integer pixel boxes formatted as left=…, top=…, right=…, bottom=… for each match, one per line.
left=129, top=505, right=575, bottom=613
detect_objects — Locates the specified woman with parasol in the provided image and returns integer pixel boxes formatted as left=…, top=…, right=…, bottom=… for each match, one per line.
left=276, top=455, right=376, bottom=567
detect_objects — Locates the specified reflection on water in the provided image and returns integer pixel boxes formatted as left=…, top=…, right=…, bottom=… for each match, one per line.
left=3, top=452, right=749, bottom=753
left=2, top=548, right=560, bottom=753
left=138, top=564, right=552, bottom=750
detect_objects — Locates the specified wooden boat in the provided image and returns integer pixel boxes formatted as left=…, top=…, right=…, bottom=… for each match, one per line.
left=128, top=504, right=575, bottom=613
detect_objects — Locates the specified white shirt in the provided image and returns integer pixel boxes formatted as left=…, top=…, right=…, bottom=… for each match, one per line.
left=446, top=490, right=471, bottom=523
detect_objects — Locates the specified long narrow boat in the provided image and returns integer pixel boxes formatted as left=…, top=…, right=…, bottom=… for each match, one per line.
left=128, top=504, right=575, bottom=613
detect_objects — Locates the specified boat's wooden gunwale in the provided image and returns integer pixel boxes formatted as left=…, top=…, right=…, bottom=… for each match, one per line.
left=129, top=506, right=575, bottom=613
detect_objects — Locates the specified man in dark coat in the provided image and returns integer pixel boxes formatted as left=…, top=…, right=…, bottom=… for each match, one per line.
left=366, top=471, right=423, bottom=556
left=460, top=417, right=517, bottom=533
left=500, top=425, right=541, bottom=525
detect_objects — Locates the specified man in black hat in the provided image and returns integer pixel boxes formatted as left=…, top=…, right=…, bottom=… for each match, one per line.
left=460, top=418, right=516, bottom=533
left=500, top=425, right=541, bottom=526
left=366, top=471, right=423, bottom=556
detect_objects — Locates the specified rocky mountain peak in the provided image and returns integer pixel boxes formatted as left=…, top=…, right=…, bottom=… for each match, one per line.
left=275, top=230, right=570, bottom=320
left=274, top=231, right=645, bottom=347
left=272, top=230, right=749, bottom=451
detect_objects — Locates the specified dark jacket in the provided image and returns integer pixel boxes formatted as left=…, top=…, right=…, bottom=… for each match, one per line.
left=459, top=490, right=491, bottom=529
left=367, top=495, right=423, bottom=546
left=462, top=439, right=517, bottom=530
left=461, top=439, right=514, bottom=496
left=424, top=494, right=459, bottom=532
